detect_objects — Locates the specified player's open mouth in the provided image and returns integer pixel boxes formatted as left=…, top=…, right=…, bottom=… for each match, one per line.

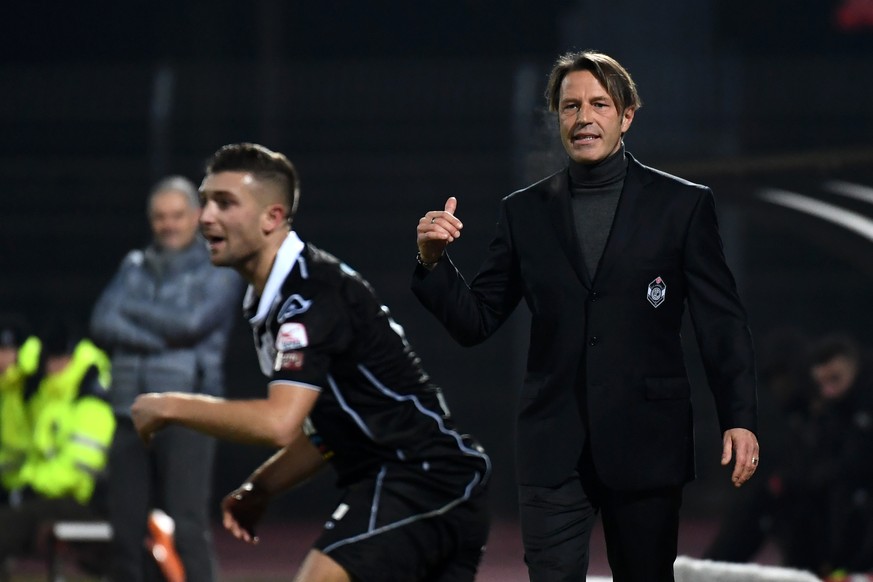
left=205, top=235, right=226, bottom=250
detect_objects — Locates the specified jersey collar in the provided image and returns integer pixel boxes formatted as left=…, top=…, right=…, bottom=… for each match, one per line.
left=244, top=231, right=304, bottom=326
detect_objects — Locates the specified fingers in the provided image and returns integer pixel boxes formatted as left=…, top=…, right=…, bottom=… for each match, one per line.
left=131, top=415, right=153, bottom=446
left=417, top=197, right=463, bottom=258
left=720, top=433, right=733, bottom=466
left=723, top=428, right=760, bottom=488
left=222, top=509, right=259, bottom=544
left=732, top=456, right=758, bottom=488
left=444, top=196, right=457, bottom=215
left=221, top=490, right=261, bottom=544
left=131, top=394, right=164, bottom=445
left=419, top=199, right=463, bottom=239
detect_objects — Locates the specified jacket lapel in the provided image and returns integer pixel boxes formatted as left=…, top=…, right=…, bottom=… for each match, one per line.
left=546, top=169, right=592, bottom=288
left=593, top=154, right=649, bottom=285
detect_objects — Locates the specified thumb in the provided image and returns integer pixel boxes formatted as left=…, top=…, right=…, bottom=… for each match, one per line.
left=444, top=196, right=457, bottom=215
left=721, top=434, right=733, bottom=466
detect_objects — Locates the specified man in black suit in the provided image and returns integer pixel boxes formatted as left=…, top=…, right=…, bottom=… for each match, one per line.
left=412, top=50, right=759, bottom=581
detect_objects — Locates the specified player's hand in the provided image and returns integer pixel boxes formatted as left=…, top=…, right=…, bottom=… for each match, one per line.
left=417, top=197, right=463, bottom=266
left=222, top=482, right=270, bottom=544
left=131, top=393, right=170, bottom=445
left=721, top=428, right=759, bottom=487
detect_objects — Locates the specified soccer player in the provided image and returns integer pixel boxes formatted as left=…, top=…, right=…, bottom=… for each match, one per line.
left=131, top=143, right=491, bottom=582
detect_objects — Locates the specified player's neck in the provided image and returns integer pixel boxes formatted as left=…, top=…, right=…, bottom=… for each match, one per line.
left=245, top=229, right=289, bottom=295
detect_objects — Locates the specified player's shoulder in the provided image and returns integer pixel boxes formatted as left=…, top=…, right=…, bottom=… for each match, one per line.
left=295, top=242, right=344, bottom=285
left=299, top=243, right=357, bottom=283
left=270, top=244, right=372, bottom=329
left=281, top=243, right=372, bottom=299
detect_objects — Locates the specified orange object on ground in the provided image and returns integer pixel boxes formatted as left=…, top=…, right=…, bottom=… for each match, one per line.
left=145, top=509, right=186, bottom=582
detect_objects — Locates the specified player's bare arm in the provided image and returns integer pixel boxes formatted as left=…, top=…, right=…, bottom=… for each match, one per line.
left=131, top=382, right=320, bottom=447
left=223, top=436, right=326, bottom=544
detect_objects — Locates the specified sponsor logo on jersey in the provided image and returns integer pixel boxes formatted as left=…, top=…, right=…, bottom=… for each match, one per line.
left=647, top=276, right=666, bottom=308
left=276, top=322, right=309, bottom=351
left=275, top=350, right=305, bottom=371
left=277, top=294, right=312, bottom=322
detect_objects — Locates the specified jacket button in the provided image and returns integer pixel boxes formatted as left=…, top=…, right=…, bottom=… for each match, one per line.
left=589, top=336, right=599, bottom=346
left=590, top=291, right=599, bottom=302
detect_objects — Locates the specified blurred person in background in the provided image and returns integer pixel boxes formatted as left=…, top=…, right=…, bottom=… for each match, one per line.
left=90, top=176, right=242, bottom=582
left=705, top=328, right=814, bottom=563
left=0, top=315, right=41, bottom=503
left=412, top=50, right=759, bottom=582
left=131, top=143, right=492, bottom=582
left=0, top=318, right=114, bottom=580
left=707, top=332, right=873, bottom=579
left=786, top=334, right=873, bottom=579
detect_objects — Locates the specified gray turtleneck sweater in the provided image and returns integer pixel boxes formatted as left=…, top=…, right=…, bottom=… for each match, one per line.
left=568, top=145, right=628, bottom=278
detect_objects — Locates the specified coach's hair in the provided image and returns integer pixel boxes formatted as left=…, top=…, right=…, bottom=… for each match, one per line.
left=206, top=143, right=300, bottom=224
left=545, top=50, right=642, bottom=115
left=148, top=175, right=199, bottom=213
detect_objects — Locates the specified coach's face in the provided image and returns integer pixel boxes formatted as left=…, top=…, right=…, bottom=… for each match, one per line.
left=199, top=171, right=269, bottom=269
left=558, top=69, right=634, bottom=165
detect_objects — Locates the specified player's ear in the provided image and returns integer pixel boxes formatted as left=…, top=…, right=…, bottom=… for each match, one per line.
left=261, top=203, right=288, bottom=233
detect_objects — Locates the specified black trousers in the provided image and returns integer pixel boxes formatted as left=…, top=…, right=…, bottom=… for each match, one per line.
left=107, top=417, right=217, bottom=582
left=518, top=460, right=682, bottom=582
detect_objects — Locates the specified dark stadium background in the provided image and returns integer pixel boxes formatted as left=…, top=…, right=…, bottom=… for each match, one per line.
left=2, top=0, right=872, bottom=577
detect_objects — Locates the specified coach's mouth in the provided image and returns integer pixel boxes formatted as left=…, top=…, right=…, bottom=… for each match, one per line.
left=571, top=132, right=599, bottom=145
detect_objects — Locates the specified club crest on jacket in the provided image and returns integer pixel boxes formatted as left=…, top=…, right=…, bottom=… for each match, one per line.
left=647, top=277, right=666, bottom=308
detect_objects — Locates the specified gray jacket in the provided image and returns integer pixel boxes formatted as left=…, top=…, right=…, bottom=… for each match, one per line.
left=90, top=239, right=242, bottom=416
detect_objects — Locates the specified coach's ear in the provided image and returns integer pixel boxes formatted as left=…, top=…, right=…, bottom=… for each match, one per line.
left=261, top=203, right=289, bottom=234
left=620, top=106, right=636, bottom=135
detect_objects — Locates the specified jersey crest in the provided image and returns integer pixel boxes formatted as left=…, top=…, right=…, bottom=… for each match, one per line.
left=277, top=294, right=313, bottom=322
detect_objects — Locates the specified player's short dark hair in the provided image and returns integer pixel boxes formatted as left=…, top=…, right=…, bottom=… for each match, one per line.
left=206, top=143, right=300, bottom=224
left=545, top=50, right=642, bottom=115
left=809, top=333, right=860, bottom=367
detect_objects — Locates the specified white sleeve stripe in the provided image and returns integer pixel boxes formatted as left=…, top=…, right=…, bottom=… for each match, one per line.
left=268, top=380, right=323, bottom=392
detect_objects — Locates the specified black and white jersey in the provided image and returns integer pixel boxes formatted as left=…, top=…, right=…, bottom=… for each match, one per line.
left=245, top=232, right=490, bottom=490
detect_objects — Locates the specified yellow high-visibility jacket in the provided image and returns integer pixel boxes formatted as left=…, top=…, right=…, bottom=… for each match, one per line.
left=0, top=336, right=41, bottom=491
left=20, top=339, right=115, bottom=505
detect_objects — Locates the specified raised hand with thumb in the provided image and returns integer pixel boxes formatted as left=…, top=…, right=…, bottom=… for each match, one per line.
left=416, top=197, right=463, bottom=266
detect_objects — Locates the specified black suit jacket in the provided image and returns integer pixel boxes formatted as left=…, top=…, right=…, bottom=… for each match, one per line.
left=412, top=153, right=757, bottom=490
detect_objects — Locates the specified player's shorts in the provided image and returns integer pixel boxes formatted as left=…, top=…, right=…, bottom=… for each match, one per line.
left=314, top=462, right=490, bottom=582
